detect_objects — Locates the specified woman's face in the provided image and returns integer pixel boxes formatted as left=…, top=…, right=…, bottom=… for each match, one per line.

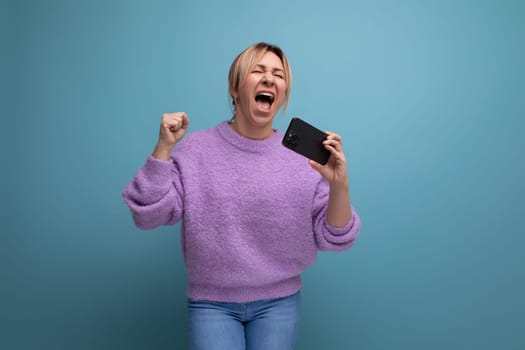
left=232, top=51, right=287, bottom=130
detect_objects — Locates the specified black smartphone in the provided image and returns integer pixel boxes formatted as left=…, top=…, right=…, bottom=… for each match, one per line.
left=282, top=117, right=331, bottom=165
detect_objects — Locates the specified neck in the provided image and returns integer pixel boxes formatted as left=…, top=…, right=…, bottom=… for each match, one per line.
left=230, top=115, right=275, bottom=140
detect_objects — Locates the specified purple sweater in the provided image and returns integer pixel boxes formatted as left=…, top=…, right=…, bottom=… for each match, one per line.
left=123, top=121, right=361, bottom=303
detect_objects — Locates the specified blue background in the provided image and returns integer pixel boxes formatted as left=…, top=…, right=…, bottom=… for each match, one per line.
left=3, top=0, right=524, bottom=349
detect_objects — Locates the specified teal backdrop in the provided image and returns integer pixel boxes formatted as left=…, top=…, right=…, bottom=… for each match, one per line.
left=3, top=0, right=524, bottom=349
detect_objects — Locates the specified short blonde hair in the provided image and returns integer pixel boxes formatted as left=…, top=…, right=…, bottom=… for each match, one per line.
left=228, top=42, right=292, bottom=112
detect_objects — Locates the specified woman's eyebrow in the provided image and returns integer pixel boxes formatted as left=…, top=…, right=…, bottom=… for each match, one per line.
left=255, top=64, right=284, bottom=72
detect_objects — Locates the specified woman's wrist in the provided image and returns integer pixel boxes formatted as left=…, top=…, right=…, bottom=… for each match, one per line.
left=152, top=142, right=173, bottom=161
left=328, top=179, right=349, bottom=192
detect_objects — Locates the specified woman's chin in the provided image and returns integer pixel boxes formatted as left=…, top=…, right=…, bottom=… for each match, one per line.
left=252, top=106, right=278, bottom=120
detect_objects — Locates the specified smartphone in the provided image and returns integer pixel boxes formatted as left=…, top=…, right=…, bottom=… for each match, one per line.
left=282, top=117, right=331, bottom=165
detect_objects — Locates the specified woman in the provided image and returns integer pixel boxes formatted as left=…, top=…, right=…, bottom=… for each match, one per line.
left=123, top=42, right=361, bottom=350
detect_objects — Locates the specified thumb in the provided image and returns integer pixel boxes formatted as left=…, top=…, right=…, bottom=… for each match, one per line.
left=181, top=113, right=190, bottom=130
left=308, top=159, right=323, bottom=172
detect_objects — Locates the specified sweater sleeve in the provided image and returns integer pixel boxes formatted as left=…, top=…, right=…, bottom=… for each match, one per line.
left=122, top=155, right=184, bottom=230
left=311, top=179, right=361, bottom=251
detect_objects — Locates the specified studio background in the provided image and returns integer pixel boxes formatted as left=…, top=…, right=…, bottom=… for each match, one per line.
left=3, top=0, right=524, bottom=349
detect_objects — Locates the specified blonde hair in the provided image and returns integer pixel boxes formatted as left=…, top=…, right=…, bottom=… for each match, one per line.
left=228, top=42, right=292, bottom=112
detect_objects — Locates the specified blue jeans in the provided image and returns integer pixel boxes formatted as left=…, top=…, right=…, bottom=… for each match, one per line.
left=188, top=291, right=301, bottom=350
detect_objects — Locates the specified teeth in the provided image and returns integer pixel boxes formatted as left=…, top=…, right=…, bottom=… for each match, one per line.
left=258, top=92, right=274, bottom=101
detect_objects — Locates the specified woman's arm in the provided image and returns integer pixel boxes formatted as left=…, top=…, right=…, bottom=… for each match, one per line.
left=122, top=112, right=189, bottom=229
left=309, top=131, right=352, bottom=227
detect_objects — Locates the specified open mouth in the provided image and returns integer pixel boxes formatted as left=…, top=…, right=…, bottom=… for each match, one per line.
left=255, top=92, right=274, bottom=110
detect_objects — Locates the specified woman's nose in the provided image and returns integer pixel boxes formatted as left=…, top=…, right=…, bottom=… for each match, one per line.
left=262, top=73, right=274, bottom=86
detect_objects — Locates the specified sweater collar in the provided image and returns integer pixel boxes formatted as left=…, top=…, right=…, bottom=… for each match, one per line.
left=216, top=120, right=283, bottom=153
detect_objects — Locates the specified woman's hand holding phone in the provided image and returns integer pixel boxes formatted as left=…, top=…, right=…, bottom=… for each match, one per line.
left=309, top=131, right=349, bottom=189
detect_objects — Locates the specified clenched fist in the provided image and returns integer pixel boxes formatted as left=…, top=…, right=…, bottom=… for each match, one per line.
left=153, top=112, right=189, bottom=160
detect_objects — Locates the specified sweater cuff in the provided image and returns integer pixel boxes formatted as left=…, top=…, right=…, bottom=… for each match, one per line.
left=325, top=209, right=358, bottom=236
left=141, top=155, right=174, bottom=185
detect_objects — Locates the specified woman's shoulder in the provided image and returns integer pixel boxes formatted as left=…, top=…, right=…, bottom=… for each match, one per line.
left=179, top=121, right=224, bottom=144
left=172, top=121, right=226, bottom=156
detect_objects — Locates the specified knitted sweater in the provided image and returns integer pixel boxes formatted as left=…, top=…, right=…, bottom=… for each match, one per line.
left=123, top=121, right=361, bottom=303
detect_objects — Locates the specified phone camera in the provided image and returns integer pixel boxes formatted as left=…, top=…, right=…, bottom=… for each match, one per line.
left=285, top=132, right=298, bottom=147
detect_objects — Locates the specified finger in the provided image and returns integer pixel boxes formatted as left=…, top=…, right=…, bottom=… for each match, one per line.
left=168, top=113, right=189, bottom=131
left=323, top=138, right=342, bottom=152
left=324, top=137, right=341, bottom=146
left=324, top=143, right=346, bottom=162
left=324, top=143, right=339, bottom=156
left=325, top=132, right=342, bottom=144
left=162, top=113, right=185, bottom=132
left=180, top=113, right=190, bottom=130
left=162, top=117, right=181, bottom=129
left=308, top=159, right=324, bottom=172
left=162, top=112, right=184, bottom=123
left=168, top=125, right=179, bottom=133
